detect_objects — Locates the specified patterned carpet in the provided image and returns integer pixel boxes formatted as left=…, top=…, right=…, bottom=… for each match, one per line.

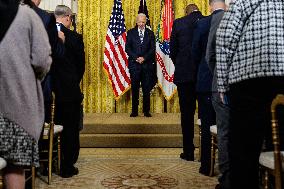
left=36, top=148, right=218, bottom=189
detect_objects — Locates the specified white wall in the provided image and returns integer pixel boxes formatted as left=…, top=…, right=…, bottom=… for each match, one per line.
left=39, top=0, right=78, bottom=13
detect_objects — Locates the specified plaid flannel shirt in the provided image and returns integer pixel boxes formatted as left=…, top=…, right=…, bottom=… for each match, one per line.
left=216, top=0, right=284, bottom=92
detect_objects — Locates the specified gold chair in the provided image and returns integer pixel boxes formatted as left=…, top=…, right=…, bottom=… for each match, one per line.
left=197, top=119, right=201, bottom=162
left=259, top=94, right=284, bottom=189
left=39, top=92, right=63, bottom=184
left=0, top=157, right=7, bottom=189
left=24, top=165, right=35, bottom=189
left=209, top=125, right=218, bottom=177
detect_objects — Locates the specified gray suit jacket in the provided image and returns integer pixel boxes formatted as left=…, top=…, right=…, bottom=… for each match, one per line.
left=205, top=10, right=224, bottom=92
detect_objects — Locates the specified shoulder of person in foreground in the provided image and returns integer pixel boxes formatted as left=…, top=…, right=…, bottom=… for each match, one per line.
left=21, top=5, right=52, bottom=80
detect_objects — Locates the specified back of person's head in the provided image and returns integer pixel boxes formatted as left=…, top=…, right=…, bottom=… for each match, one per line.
left=185, top=4, right=199, bottom=15
left=54, top=5, right=72, bottom=19
left=209, top=0, right=226, bottom=13
left=209, top=0, right=225, bottom=4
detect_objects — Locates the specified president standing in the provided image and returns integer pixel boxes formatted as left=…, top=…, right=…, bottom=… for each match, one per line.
left=126, top=13, right=155, bottom=117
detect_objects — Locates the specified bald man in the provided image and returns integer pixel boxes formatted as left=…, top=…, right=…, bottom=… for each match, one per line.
left=170, top=4, right=203, bottom=161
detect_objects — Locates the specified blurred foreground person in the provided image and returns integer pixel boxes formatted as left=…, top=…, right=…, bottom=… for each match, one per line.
left=0, top=0, right=51, bottom=188
left=216, top=0, right=284, bottom=188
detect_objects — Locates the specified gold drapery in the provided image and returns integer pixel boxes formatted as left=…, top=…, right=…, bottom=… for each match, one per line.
left=77, top=0, right=209, bottom=113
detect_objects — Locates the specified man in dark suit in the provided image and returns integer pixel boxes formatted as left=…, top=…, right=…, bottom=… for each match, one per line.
left=54, top=5, right=85, bottom=178
left=191, top=8, right=217, bottom=176
left=126, top=13, right=155, bottom=117
left=170, top=4, right=203, bottom=161
left=24, top=0, right=65, bottom=105
left=205, top=1, right=230, bottom=188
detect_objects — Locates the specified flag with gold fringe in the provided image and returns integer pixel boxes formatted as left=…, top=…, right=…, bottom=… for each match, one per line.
left=156, top=0, right=176, bottom=100
left=103, top=0, right=130, bottom=100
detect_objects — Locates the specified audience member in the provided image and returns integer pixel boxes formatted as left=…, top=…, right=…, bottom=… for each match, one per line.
left=191, top=3, right=217, bottom=176
left=216, top=0, right=284, bottom=188
left=53, top=5, right=85, bottom=178
left=206, top=0, right=229, bottom=188
left=170, top=4, right=203, bottom=161
left=0, top=1, right=51, bottom=188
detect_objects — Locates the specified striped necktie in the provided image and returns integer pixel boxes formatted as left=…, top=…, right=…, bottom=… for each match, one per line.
left=139, top=29, right=144, bottom=43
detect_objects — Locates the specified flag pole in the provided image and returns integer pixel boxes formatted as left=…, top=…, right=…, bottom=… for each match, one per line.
left=115, top=100, right=117, bottom=113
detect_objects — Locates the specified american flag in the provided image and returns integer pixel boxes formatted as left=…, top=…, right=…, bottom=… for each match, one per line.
left=103, top=0, right=131, bottom=100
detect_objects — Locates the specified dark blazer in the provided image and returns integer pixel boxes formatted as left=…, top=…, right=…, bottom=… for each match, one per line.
left=52, top=24, right=85, bottom=102
left=125, top=26, right=155, bottom=68
left=33, top=6, right=65, bottom=102
left=205, top=10, right=225, bottom=92
left=191, top=15, right=213, bottom=93
left=125, top=26, right=156, bottom=88
left=170, top=11, right=203, bottom=84
left=33, top=6, right=65, bottom=59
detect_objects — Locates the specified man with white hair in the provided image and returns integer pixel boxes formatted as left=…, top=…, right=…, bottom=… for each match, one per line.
left=125, top=13, right=155, bottom=117
left=53, top=4, right=85, bottom=178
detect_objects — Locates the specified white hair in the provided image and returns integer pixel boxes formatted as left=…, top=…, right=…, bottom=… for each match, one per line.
left=136, top=13, right=147, bottom=21
left=54, top=5, right=72, bottom=18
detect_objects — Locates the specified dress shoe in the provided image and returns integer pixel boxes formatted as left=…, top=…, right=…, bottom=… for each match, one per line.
left=130, top=112, right=138, bottom=117
left=60, top=167, right=79, bottom=178
left=199, top=167, right=210, bottom=176
left=180, top=152, right=194, bottom=161
left=144, top=112, right=152, bottom=117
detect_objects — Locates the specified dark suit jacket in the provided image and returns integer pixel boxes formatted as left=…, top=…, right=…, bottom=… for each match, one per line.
left=205, top=10, right=225, bottom=92
left=33, top=6, right=65, bottom=102
left=126, top=27, right=155, bottom=68
left=170, top=11, right=203, bottom=84
left=191, top=15, right=213, bottom=93
left=33, top=6, right=65, bottom=59
left=52, top=24, right=85, bottom=102
left=125, top=26, right=156, bottom=88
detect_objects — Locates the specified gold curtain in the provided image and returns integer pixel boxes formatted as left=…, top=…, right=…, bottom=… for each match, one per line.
left=77, top=0, right=209, bottom=113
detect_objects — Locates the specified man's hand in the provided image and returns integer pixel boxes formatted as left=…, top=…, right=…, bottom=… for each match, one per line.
left=220, top=92, right=225, bottom=104
left=58, top=31, right=65, bottom=43
left=136, top=57, right=145, bottom=64
left=220, top=92, right=229, bottom=105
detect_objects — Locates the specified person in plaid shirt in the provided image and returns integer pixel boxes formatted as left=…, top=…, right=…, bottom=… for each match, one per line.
left=216, top=0, right=284, bottom=188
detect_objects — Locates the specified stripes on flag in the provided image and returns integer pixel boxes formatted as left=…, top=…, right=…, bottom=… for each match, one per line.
left=103, top=0, right=131, bottom=100
left=156, top=0, right=177, bottom=100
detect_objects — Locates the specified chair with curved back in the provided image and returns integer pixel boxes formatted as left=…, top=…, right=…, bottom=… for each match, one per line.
left=259, top=94, right=284, bottom=189
left=197, top=119, right=202, bottom=162
left=0, top=157, right=7, bottom=189
left=209, top=125, right=218, bottom=177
